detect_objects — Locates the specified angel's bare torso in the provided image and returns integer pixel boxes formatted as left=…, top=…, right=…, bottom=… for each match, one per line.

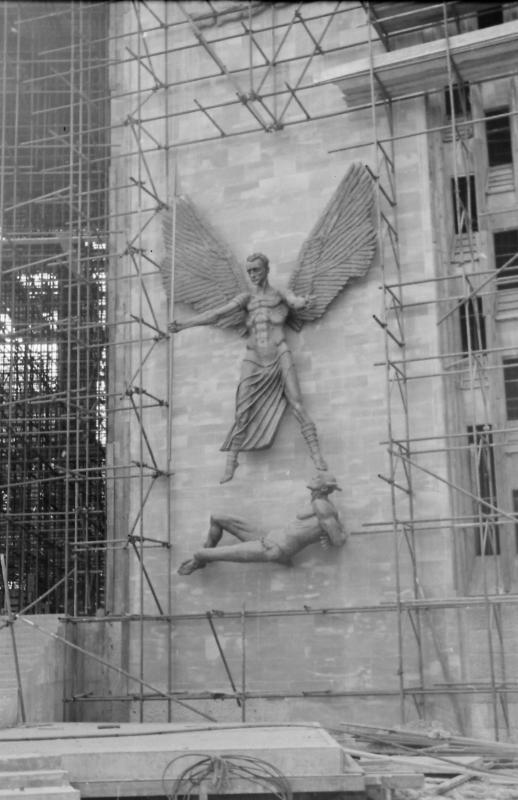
left=243, top=287, right=290, bottom=362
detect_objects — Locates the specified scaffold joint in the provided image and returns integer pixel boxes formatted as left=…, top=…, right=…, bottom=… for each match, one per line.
left=372, top=314, right=404, bottom=348
left=123, top=245, right=145, bottom=256
left=131, top=459, right=168, bottom=478
left=128, top=534, right=171, bottom=549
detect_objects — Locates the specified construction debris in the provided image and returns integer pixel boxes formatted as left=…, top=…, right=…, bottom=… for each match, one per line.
left=337, top=721, right=518, bottom=800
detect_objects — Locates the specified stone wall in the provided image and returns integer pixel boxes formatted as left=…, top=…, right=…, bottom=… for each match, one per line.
left=0, top=615, right=64, bottom=727
left=106, top=1, right=462, bottom=731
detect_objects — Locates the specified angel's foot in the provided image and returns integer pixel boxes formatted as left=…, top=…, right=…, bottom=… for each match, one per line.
left=314, top=455, right=328, bottom=471
left=177, top=558, right=205, bottom=576
left=220, top=453, right=239, bottom=484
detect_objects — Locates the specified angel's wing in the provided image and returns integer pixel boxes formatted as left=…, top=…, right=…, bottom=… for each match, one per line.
left=287, top=162, right=376, bottom=331
left=160, top=196, right=249, bottom=334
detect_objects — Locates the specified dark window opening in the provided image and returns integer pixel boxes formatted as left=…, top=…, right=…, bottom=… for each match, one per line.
left=445, top=83, right=471, bottom=118
left=459, top=296, right=486, bottom=353
left=494, top=229, right=518, bottom=290
left=468, top=425, right=500, bottom=556
left=503, top=358, right=518, bottom=420
left=452, top=175, right=478, bottom=234
left=477, top=5, right=504, bottom=28
left=486, top=107, right=512, bottom=167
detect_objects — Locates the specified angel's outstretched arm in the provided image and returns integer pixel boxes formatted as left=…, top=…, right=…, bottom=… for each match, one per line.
left=169, top=293, right=249, bottom=333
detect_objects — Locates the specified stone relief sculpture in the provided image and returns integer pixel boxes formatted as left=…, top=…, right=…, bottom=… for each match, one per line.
left=161, top=162, right=376, bottom=483
left=177, top=473, right=347, bottom=575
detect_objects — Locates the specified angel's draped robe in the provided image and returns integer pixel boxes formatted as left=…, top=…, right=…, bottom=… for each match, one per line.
left=220, top=343, right=292, bottom=452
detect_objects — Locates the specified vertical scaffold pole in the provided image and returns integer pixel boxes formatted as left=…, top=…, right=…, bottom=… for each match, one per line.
left=164, top=1, right=176, bottom=721
left=1, top=554, right=26, bottom=723
left=365, top=1, right=421, bottom=724
left=441, top=1, right=504, bottom=740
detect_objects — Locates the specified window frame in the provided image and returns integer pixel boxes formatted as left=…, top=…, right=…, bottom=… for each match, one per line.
left=494, top=229, right=518, bottom=291
left=485, top=106, right=513, bottom=168
left=477, top=4, right=504, bottom=29
left=451, top=174, right=478, bottom=234
left=459, top=296, right=486, bottom=354
left=467, top=425, right=500, bottom=556
left=503, top=357, right=518, bottom=420
left=445, top=83, right=471, bottom=119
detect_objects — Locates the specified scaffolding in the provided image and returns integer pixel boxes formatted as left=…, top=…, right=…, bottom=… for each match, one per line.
left=0, top=1, right=108, bottom=617
left=1, top=0, right=518, bottom=739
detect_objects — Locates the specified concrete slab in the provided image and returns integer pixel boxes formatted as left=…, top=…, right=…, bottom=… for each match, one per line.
left=0, top=770, right=69, bottom=789
left=0, top=722, right=365, bottom=797
left=0, top=790, right=79, bottom=800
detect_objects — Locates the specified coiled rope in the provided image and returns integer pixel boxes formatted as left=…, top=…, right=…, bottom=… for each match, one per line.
left=162, top=752, right=293, bottom=800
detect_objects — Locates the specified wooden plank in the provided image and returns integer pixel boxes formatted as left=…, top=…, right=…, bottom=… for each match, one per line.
left=394, top=755, right=484, bottom=774
left=78, top=774, right=366, bottom=797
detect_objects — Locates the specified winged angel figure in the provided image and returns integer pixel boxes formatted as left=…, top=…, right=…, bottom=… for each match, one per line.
left=162, top=162, right=376, bottom=484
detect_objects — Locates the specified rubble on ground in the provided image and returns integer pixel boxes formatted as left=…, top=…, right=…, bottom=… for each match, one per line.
left=335, top=721, right=518, bottom=800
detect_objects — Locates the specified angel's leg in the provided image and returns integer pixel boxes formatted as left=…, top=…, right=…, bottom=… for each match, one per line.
left=281, top=352, right=328, bottom=471
left=220, top=451, right=241, bottom=484
left=220, top=359, right=256, bottom=483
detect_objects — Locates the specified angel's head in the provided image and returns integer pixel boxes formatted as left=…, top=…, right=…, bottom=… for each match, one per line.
left=246, top=253, right=270, bottom=287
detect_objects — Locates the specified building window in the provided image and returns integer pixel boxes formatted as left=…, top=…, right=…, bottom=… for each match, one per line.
left=452, top=175, right=478, bottom=234
left=494, top=229, right=518, bottom=290
left=513, top=489, right=518, bottom=550
left=468, top=425, right=500, bottom=556
left=477, top=5, right=504, bottom=28
left=459, top=297, right=486, bottom=353
left=503, top=358, right=518, bottom=420
left=485, top=107, right=512, bottom=167
left=445, top=83, right=471, bottom=118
